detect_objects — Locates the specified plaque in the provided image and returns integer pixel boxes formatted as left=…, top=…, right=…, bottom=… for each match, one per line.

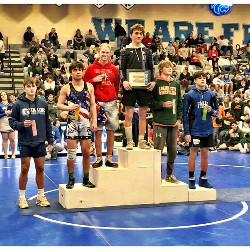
left=126, top=69, right=151, bottom=89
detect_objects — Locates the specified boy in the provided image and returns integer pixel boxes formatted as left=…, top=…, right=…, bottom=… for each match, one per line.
left=9, top=77, right=54, bottom=209
left=183, top=71, right=218, bottom=189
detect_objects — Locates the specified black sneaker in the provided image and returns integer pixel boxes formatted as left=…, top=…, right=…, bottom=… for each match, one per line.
left=82, top=177, right=95, bottom=188
left=66, top=177, right=75, bottom=189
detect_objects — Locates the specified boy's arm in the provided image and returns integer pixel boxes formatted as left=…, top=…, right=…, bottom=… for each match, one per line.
left=9, top=103, right=26, bottom=131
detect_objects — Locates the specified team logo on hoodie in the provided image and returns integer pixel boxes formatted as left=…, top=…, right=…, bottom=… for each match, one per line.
left=21, top=107, right=45, bottom=116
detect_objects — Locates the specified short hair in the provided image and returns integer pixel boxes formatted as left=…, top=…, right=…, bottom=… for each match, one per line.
left=230, top=120, right=237, bottom=126
left=193, top=71, right=207, bottom=79
left=158, top=60, right=173, bottom=74
left=23, top=77, right=36, bottom=87
left=69, top=61, right=85, bottom=73
left=130, top=23, right=145, bottom=35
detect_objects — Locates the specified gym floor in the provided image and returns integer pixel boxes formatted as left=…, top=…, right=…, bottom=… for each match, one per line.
left=1, top=149, right=250, bottom=246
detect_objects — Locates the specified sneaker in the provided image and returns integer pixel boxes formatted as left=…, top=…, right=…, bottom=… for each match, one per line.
left=36, top=195, right=50, bottom=207
left=105, top=160, right=118, bottom=168
left=198, top=177, right=213, bottom=188
left=11, top=155, right=16, bottom=159
left=18, top=197, right=29, bottom=209
left=92, top=159, right=103, bottom=168
left=138, top=140, right=151, bottom=150
left=189, top=177, right=196, bottom=189
left=82, top=177, right=95, bottom=188
left=66, top=177, right=75, bottom=189
left=4, top=155, right=9, bottom=159
left=126, top=140, right=134, bottom=150
left=165, top=174, right=179, bottom=184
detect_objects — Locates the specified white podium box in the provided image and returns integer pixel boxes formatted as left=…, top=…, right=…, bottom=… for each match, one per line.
left=188, top=185, right=217, bottom=202
left=59, top=147, right=216, bottom=209
left=154, top=180, right=189, bottom=204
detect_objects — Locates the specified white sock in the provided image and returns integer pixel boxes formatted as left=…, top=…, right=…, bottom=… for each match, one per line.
left=125, top=126, right=133, bottom=141
left=19, top=190, right=26, bottom=199
left=139, top=135, right=144, bottom=141
left=38, top=188, right=44, bottom=197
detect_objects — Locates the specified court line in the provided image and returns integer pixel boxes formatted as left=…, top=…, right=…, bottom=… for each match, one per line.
left=32, top=201, right=248, bottom=231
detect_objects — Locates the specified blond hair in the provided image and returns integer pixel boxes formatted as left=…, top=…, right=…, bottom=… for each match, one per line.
left=158, top=60, right=173, bottom=75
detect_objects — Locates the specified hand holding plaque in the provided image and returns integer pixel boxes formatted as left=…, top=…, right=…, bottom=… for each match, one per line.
left=126, top=69, right=151, bottom=89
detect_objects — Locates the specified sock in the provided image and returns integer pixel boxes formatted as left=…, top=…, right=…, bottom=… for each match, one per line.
left=69, top=172, right=74, bottom=179
left=83, top=172, right=89, bottom=179
left=125, top=126, right=133, bottom=142
left=139, top=135, right=144, bottom=141
left=38, top=188, right=44, bottom=197
left=19, top=190, right=26, bottom=199
left=189, top=171, right=195, bottom=179
left=200, top=171, right=206, bottom=178
left=106, top=155, right=112, bottom=162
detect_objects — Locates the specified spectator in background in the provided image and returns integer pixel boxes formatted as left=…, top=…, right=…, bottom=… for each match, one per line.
left=23, top=52, right=33, bottom=67
left=63, top=42, right=77, bottom=63
left=142, top=32, right=153, bottom=49
left=29, top=36, right=39, bottom=56
left=47, top=49, right=59, bottom=71
left=73, top=29, right=85, bottom=50
left=53, top=68, right=65, bottom=93
left=49, top=28, right=60, bottom=49
left=44, top=74, right=56, bottom=98
left=114, top=22, right=126, bottom=50
left=85, top=29, right=99, bottom=47
left=23, top=26, right=34, bottom=48
left=33, top=47, right=47, bottom=67
left=47, top=93, right=58, bottom=121
left=231, top=93, right=245, bottom=121
left=0, top=32, right=5, bottom=72
left=41, top=33, right=54, bottom=56
left=185, top=32, right=196, bottom=54
left=0, top=91, right=16, bottom=159
left=218, top=35, right=233, bottom=56
left=207, top=45, right=219, bottom=69
left=45, top=118, right=64, bottom=160
left=83, top=45, right=97, bottom=65
left=195, top=33, right=206, bottom=54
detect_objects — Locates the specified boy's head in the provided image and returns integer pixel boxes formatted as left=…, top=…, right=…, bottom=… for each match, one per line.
left=230, top=120, right=238, bottom=130
left=23, top=77, right=36, bottom=87
left=130, top=23, right=145, bottom=36
left=158, top=60, right=173, bottom=75
left=69, top=61, right=85, bottom=73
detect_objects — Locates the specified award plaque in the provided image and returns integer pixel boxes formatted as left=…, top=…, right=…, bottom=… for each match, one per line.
left=126, top=69, right=151, bottom=89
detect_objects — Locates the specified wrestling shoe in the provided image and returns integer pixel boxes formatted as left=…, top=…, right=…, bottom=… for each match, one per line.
left=189, top=177, right=196, bottom=189
left=199, top=177, right=213, bottom=188
left=82, top=177, right=95, bottom=188
left=92, top=159, right=103, bottom=168
left=66, top=177, right=75, bottom=189
left=105, top=160, right=118, bottom=168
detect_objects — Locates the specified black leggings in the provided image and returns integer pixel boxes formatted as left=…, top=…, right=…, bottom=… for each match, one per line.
left=0, top=53, right=4, bottom=70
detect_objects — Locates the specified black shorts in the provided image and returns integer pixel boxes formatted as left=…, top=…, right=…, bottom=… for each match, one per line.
left=190, top=134, right=214, bottom=148
left=19, top=143, right=46, bottom=158
left=122, top=89, right=152, bottom=107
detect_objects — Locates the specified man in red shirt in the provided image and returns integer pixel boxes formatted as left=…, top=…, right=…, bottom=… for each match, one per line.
left=84, top=43, right=120, bottom=168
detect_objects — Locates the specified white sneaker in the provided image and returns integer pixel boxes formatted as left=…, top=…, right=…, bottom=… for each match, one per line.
left=36, top=195, right=50, bottom=207
left=18, top=197, right=29, bottom=209
left=126, top=140, right=134, bottom=150
left=138, top=140, right=151, bottom=150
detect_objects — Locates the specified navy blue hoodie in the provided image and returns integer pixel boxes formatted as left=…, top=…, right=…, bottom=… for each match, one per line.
left=9, top=92, right=53, bottom=147
left=183, top=85, right=218, bottom=137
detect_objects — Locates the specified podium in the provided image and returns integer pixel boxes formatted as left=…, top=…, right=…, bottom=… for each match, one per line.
left=59, top=148, right=216, bottom=209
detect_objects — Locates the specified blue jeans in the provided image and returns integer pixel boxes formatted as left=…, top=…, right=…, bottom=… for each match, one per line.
left=117, top=36, right=124, bottom=50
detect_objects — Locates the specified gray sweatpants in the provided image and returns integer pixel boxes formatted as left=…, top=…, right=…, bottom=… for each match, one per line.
left=153, top=125, right=178, bottom=175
